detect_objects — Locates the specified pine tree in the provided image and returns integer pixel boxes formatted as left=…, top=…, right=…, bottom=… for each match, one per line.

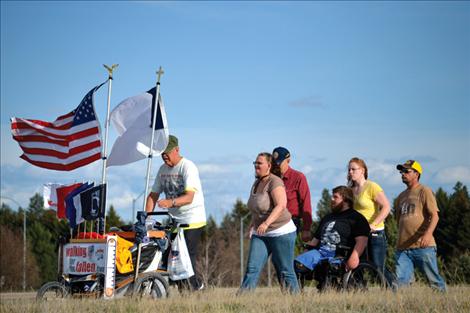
left=311, top=188, right=331, bottom=232
left=384, top=206, right=398, bottom=272
left=0, top=203, right=23, bottom=230
left=28, top=193, right=44, bottom=216
left=434, top=183, right=470, bottom=283
left=28, top=221, right=56, bottom=283
left=201, top=215, right=217, bottom=242
left=105, top=205, right=124, bottom=232
left=434, top=187, right=455, bottom=259
left=24, top=193, right=68, bottom=285
left=451, top=183, right=470, bottom=252
left=316, top=188, right=331, bottom=220
left=230, top=199, right=250, bottom=221
left=434, top=183, right=470, bottom=262
left=217, top=200, right=250, bottom=286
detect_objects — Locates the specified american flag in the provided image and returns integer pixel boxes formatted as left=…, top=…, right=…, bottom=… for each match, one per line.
left=11, top=82, right=106, bottom=171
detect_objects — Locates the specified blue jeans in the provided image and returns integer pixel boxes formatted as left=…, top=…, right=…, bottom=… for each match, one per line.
left=369, top=230, right=387, bottom=273
left=294, top=247, right=335, bottom=271
left=395, top=247, right=447, bottom=292
left=240, top=231, right=299, bottom=293
left=370, top=230, right=396, bottom=288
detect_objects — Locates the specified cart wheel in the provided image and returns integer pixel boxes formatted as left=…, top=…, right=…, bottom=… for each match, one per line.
left=133, top=272, right=169, bottom=299
left=36, top=281, right=69, bottom=301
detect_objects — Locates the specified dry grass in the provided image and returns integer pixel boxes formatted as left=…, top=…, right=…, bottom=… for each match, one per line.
left=1, top=285, right=469, bottom=313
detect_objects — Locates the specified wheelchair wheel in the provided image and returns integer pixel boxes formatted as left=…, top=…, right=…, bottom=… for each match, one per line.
left=36, top=281, right=69, bottom=301
left=343, top=263, right=386, bottom=292
left=296, top=270, right=313, bottom=291
left=133, top=272, right=169, bottom=299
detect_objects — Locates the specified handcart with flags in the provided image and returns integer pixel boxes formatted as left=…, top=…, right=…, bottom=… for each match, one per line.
left=36, top=211, right=187, bottom=301
left=11, top=65, right=172, bottom=301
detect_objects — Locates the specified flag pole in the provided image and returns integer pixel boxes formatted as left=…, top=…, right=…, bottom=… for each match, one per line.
left=142, top=67, right=164, bottom=214
left=100, top=64, right=118, bottom=234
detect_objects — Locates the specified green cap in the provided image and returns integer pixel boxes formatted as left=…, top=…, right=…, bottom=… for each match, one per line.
left=163, top=135, right=178, bottom=154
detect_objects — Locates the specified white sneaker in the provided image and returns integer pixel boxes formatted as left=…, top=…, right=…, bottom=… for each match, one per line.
left=197, top=282, right=205, bottom=291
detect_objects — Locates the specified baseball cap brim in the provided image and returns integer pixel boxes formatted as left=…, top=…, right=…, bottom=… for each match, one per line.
left=396, top=164, right=409, bottom=171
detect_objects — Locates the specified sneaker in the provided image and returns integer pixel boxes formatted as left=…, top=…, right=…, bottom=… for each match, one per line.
left=196, top=282, right=205, bottom=291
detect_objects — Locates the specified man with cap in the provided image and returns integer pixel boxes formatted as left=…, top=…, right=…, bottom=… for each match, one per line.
left=394, top=160, right=446, bottom=291
left=272, top=147, right=313, bottom=242
left=146, top=135, right=207, bottom=291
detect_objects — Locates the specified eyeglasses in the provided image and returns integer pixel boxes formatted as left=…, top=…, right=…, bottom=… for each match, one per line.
left=253, top=161, right=264, bottom=166
left=348, top=167, right=361, bottom=172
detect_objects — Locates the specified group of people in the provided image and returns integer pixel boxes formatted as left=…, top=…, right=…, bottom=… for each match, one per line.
left=144, top=134, right=447, bottom=293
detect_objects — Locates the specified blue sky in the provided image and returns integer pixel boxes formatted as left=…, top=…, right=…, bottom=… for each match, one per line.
left=1, top=1, right=469, bottom=223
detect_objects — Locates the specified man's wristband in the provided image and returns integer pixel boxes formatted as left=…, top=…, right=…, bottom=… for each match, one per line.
left=172, top=198, right=177, bottom=207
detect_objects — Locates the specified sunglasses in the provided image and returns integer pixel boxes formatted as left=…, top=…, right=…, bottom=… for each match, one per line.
left=253, top=161, right=264, bottom=166
left=400, top=169, right=414, bottom=174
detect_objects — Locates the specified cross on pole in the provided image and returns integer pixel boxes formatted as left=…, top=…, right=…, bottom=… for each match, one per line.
left=156, top=66, right=164, bottom=83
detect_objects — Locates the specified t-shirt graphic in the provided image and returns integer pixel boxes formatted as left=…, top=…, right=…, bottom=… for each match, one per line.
left=151, top=158, right=206, bottom=225
left=398, top=201, right=416, bottom=216
left=321, top=221, right=341, bottom=253
left=160, top=174, right=185, bottom=199
left=314, top=209, right=370, bottom=257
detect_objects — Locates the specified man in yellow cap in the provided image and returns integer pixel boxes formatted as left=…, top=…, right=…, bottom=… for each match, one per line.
left=394, top=160, right=446, bottom=291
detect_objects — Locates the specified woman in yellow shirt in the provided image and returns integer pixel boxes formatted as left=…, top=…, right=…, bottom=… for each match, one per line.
left=347, top=157, right=391, bottom=274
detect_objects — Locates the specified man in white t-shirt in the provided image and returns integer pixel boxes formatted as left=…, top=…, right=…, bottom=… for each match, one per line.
left=146, top=135, right=206, bottom=291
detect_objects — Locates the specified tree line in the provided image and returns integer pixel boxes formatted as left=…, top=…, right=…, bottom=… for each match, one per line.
left=1, top=182, right=469, bottom=290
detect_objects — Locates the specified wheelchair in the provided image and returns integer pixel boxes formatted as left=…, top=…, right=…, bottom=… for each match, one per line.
left=295, top=245, right=386, bottom=293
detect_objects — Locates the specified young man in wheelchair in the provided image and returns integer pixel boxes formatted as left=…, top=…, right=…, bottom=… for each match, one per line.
left=294, top=186, right=370, bottom=289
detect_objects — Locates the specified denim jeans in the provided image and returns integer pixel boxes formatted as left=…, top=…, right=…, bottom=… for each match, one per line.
left=294, top=247, right=335, bottom=271
left=369, top=230, right=387, bottom=273
left=395, top=247, right=447, bottom=292
left=240, top=231, right=299, bottom=293
left=370, top=230, right=396, bottom=288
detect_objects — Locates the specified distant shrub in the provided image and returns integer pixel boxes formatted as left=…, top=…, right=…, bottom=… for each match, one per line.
left=442, top=252, right=470, bottom=284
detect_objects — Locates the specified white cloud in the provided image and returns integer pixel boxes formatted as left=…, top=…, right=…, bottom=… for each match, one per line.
left=106, top=161, right=154, bottom=183
left=309, top=167, right=345, bottom=187
left=300, top=165, right=314, bottom=175
left=1, top=183, right=39, bottom=209
left=433, top=166, right=470, bottom=185
left=106, top=184, right=136, bottom=222
left=1, top=125, right=24, bottom=168
left=198, top=163, right=232, bottom=175
left=367, top=159, right=403, bottom=187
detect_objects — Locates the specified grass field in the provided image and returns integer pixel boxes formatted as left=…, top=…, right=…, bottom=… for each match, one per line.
left=1, top=285, right=469, bottom=313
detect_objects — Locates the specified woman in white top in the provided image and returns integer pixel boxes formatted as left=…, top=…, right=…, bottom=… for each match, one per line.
left=238, top=152, right=299, bottom=294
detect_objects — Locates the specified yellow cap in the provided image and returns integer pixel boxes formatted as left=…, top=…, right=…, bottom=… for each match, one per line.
left=397, top=160, right=422, bottom=174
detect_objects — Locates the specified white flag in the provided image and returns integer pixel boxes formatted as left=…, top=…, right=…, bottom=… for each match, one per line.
left=107, top=88, right=169, bottom=167
left=43, top=183, right=63, bottom=209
